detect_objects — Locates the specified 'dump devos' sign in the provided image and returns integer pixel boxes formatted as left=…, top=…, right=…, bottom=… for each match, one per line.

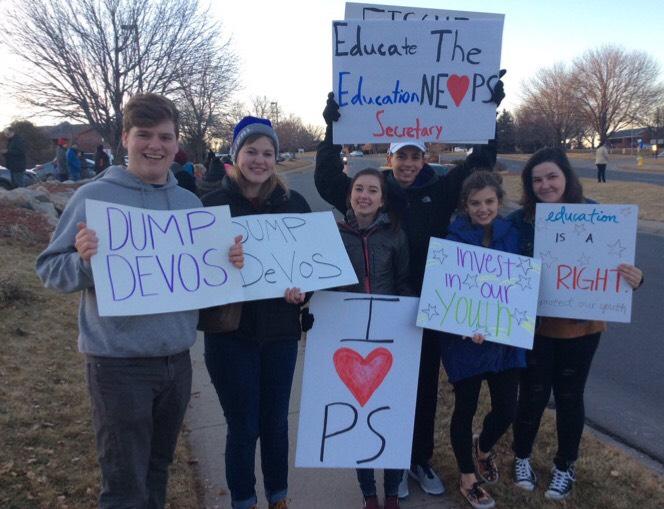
left=86, top=199, right=241, bottom=316
left=331, top=15, right=503, bottom=144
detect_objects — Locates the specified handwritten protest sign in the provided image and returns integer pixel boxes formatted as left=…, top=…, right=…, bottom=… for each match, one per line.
left=345, top=2, right=503, bottom=22
left=417, top=238, right=540, bottom=349
left=534, top=203, right=638, bottom=322
left=296, top=291, right=422, bottom=468
left=86, top=199, right=242, bottom=316
left=232, top=211, right=357, bottom=301
left=331, top=15, right=503, bottom=144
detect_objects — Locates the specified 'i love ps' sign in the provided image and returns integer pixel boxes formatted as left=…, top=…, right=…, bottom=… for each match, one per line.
left=296, top=291, right=422, bottom=468
left=331, top=15, right=504, bottom=144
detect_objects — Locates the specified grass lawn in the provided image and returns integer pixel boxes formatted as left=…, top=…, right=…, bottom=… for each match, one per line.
left=0, top=238, right=201, bottom=508
left=432, top=381, right=664, bottom=509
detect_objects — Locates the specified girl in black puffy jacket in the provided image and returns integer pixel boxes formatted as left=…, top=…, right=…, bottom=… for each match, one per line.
left=337, top=167, right=411, bottom=509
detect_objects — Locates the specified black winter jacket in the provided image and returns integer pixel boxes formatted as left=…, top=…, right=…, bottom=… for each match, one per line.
left=315, top=136, right=472, bottom=293
left=4, top=134, right=26, bottom=172
left=337, top=212, right=411, bottom=296
left=202, top=177, right=311, bottom=342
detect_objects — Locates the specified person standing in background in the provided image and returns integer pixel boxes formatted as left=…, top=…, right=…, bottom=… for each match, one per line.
left=67, top=142, right=81, bottom=181
left=2, top=126, right=27, bottom=188
left=56, top=139, right=69, bottom=181
left=595, top=140, right=609, bottom=183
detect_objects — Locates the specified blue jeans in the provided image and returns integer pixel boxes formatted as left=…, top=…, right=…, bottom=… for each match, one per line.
left=85, top=351, right=192, bottom=509
left=10, top=170, right=25, bottom=188
left=205, top=335, right=298, bottom=509
left=356, top=468, right=403, bottom=498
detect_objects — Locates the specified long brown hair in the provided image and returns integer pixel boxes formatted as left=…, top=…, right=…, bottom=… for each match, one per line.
left=227, top=133, right=288, bottom=203
left=346, top=168, right=400, bottom=230
left=520, top=147, right=584, bottom=220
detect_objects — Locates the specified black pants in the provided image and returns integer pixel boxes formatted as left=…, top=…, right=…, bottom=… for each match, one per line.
left=596, top=164, right=607, bottom=182
left=410, top=328, right=441, bottom=465
left=512, top=333, right=601, bottom=470
left=450, top=369, right=520, bottom=474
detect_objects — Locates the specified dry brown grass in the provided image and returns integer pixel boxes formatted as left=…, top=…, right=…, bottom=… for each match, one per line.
left=432, top=380, right=664, bottom=509
left=0, top=239, right=202, bottom=509
left=501, top=174, right=664, bottom=222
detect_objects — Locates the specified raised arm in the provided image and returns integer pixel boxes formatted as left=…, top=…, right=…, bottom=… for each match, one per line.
left=314, top=93, right=351, bottom=214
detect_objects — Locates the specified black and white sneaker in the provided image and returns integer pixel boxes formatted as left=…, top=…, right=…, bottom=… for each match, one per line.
left=545, top=465, right=576, bottom=500
left=513, top=456, right=537, bottom=491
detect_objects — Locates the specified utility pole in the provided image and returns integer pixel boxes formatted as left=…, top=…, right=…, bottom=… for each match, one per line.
left=121, top=23, right=143, bottom=92
left=270, top=101, right=280, bottom=126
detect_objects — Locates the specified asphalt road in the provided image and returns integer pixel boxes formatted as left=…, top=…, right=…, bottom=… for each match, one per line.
left=490, top=155, right=664, bottom=186
left=284, top=157, right=664, bottom=466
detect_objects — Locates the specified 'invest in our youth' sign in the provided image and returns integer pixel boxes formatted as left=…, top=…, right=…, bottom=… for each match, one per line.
left=86, top=199, right=242, bottom=316
left=534, top=203, right=638, bottom=322
left=332, top=13, right=504, bottom=144
left=296, top=291, right=422, bottom=468
left=417, top=238, right=541, bottom=350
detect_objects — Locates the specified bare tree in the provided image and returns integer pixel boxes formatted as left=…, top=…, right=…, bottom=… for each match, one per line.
left=2, top=0, right=231, bottom=157
left=520, top=63, right=587, bottom=148
left=275, top=115, right=323, bottom=152
left=250, top=96, right=274, bottom=118
left=572, top=45, right=664, bottom=142
left=176, top=41, right=240, bottom=162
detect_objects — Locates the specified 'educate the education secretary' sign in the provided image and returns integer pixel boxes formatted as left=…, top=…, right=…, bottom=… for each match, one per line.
left=331, top=14, right=504, bottom=144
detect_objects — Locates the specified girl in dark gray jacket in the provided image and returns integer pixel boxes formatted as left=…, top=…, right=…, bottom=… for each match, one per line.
left=337, top=167, right=411, bottom=509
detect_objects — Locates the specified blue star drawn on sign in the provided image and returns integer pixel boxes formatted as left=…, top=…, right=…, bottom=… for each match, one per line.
left=539, top=250, right=558, bottom=269
left=512, top=308, right=529, bottom=325
left=577, top=253, right=591, bottom=266
left=516, top=257, right=533, bottom=276
left=515, top=275, right=532, bottom=291
left=421, top=303, right=438, bottom=321
left=574, top=223, right=586, bottom=236
left=607, top=239, right=626, bottom=258
left=463, top=274, right=479, bottom=290
left=432, top=248, right=448, bottom=264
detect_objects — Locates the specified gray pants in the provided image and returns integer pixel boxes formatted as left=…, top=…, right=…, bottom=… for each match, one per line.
left=85, top=351, right=192, bottom=509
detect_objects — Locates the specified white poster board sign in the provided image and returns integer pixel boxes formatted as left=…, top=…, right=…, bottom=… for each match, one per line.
left=86, top=199, right=242, bottom=316
left=296, top=291, right=422, bottom=468
left=331, top=17, right=503, bottom=144
left=417, top=238, right=541, bottom=350
left=232, top=211, right=358, bottom=301
left=534, top=203, right=638, bottom=322
left=345, top=2, right=503, bottom=22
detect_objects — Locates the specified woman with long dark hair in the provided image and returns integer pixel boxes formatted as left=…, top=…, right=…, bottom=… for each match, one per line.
left=509, top=148, right=643, bottom=501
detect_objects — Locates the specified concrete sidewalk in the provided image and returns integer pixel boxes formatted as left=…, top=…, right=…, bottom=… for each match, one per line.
left=185, top=336, right=462, bottom=509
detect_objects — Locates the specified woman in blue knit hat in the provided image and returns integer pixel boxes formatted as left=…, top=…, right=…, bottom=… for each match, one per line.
left=201, top=116, right=311, bottom=509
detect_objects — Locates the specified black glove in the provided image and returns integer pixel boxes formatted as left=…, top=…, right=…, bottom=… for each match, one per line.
left=489, top=69, right=506, bottom=106
left=301, top=308, right=315, bottom=332
left=323, top=92, right=341, bottom=125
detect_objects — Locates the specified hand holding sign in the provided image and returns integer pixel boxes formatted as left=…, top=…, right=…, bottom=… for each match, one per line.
left=75, top=222, right=98, bottom=262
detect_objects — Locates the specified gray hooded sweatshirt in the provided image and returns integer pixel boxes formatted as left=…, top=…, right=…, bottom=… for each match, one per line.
left=36, top=165, right=202, bottom=357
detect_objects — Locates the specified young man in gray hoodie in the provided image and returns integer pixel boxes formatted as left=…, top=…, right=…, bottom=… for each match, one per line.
left=36, top=93, right=243, bottom=508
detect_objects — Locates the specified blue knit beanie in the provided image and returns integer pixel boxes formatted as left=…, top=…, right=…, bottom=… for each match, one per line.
left=230, top=116, right=279, bottom=164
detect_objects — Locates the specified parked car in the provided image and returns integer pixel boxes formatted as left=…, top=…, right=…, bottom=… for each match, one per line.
left=0, top=165, right=37, bottom=189
left=428, top=162, right=454, bottom=177
left=349, top=150, right=364, bottom=157
left=28, top=161, right=58, bottom=181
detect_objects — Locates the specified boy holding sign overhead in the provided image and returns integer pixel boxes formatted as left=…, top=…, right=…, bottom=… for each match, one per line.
left=315, top=87, right=503, bottom=498
left=36, top=93, right=243, bottom=508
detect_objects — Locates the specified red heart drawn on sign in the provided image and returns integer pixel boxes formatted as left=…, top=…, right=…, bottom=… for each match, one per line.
left=333, top=347, right=393, bottom=407
left=447, top=75, right=470, bottom=107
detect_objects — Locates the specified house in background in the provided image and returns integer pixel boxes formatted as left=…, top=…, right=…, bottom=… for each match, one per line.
left=40, top=122, right=105, bottom=152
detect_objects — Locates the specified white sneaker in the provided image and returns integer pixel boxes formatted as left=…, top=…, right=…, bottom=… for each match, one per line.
left=397, top=469, right=409, bottom=499
left=545, top=465, right=576, bottom=500
left=409, top=463, right=445, bottom=495
left=513, top=456, right=537, bottom=491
